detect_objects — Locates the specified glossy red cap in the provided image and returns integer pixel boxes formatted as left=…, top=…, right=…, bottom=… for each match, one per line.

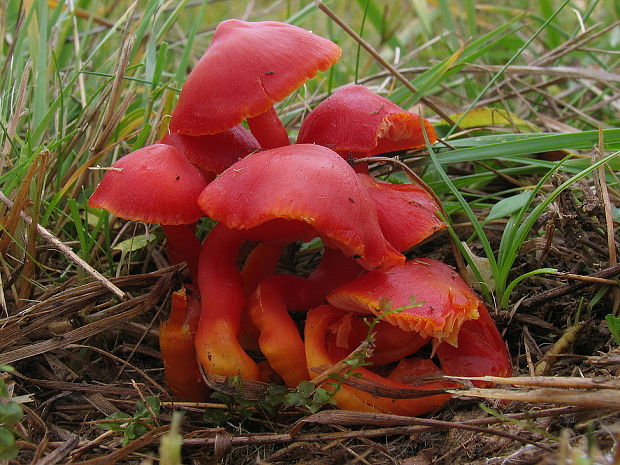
left=297, top=85, right=437, bottom=157
left=170, top=20, right=341, bottom=136
left=198, top=144, right=404, bottom=271
left=89, top=144, right=206, bottom=224
left=327, top=258, right=481, bottom=345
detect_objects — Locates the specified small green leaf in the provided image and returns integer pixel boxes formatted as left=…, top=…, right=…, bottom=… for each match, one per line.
left=124, top=422, right=149, bottom=445
left=297, top=381, right=315, bottom=397
left=0, top=427, right=18, bottom=460
left=99, top=411, right=130, bottom=432
left=312, top=388, right=334, bottom=406
left=0, top=366, right=15, bottom=373
left=135, top=396, right=161, bottom=420
left=112, top=234, right=156, bottom=255
left=605, top=315, right=620, bottom=345
left=0, top=403, right=24, bottom=426
left=283, top=391, right=305, bottom=408
left=485, top=191, right=531, bottom=223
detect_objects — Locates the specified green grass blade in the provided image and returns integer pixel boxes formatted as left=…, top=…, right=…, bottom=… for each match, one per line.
left=422, top=129, right=620, bottom=165
left=501, top=268, right=558, bottom=308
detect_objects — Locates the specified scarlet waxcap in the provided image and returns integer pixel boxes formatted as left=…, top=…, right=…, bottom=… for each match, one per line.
left=327, top=258, right=481, bottom=345
left=170, top=19, right=341, bottom=136
left=358, top=173, right=445, bottom=252
left=159, top=125, right=260, bottom=176
left=297, top=85, right=437, bottom=157
left=89, top=144, right=206, bottom=225
left=198, top=144, right=403, bottom=271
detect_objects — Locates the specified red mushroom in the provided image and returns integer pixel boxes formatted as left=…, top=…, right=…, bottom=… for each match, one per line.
left=327, top=258, right=482, bottom=346
left=159, top=288, right=209, bottom=401
left=297, top=84, right=437, bottom=171
left=199, top=145, right=403, bottom=271
left=194, top=144, right=404, bottom=381
left=296, top=85, right=444, bottom=252
left=159, top=125, right=260, bottom=183
left=303, top=259, right=511, bottom=415
left=170, top=20, right=341, bottom=149
left=88, top=144, right=206, bottom=284
left=305, top=305, right=452, bottom=415
left=89, top=145, right=209, bottom=400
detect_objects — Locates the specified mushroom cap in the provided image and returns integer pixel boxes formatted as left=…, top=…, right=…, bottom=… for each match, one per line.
left=170, top=19, right=341, bottom=136
left=297, top=85, right=437, bottom=157
left=89, top=144, right=207, bottom=224
left=198, top=144, right=404, bottom=271
left=436, top=304, right=512, bottom=378
left=358, top=173, right=445, bottom=252
left=160, top=125, right=260, bottom=176
left=327, top=258, right=481, bottom=345
left=304, top=305, right=451, bottom=415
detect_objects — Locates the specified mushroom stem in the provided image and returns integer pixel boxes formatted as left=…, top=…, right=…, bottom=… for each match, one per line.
left=274, top=247, right=363, bottom=311
left=159, top=288, right=210, bottom=401
left=246, top=106, right=290, bottom=149
left=242, top=243, right=282, bottom=295
left=195, top=224, right=260, bottom=380
left=238, top=242, right=283, bottom=351
left=247, top=278, right=309, bottom=387
left=162, top=224, right=201, bottom=287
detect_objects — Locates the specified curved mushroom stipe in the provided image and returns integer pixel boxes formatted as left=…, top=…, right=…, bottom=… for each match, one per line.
left=198, top=144, right=404, bottom=271
left=297, top=85, right=437, bottom=163
left=161, top=224, right=201, bottom=286
left=327, top=258, right=482, bottom=346
left=238, top=242, right=283, bottom=351
left=246, top=106, right=290, bottom=149
left=305, top=305, right=452, bottom=416
left=195, top=224, right=261, bottom=381
left=358, top=173, right=446, bottom=252
left=244, top=248, right=362, bottom=386
left=247, top=278, right=309, bottom=387
left=241, top=242, right=283, bottom=297
left=160, top=125, right=260, bottom=179
left=264, top=247, right=364, bottom=311
left=170, top=19, right=341, bottom=147
left=159, top=288, right=210, bottom=401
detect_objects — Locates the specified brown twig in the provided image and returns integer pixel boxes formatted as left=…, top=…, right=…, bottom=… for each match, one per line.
left=521, top=264, right=620, bottom=307
left=0, top=273, right=170, bottom=364
left=447, top=375, right=620, bottom=390
left=181, top=410, right=557, bottom=452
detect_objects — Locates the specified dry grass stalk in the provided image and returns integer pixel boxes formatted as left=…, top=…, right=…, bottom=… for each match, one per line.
left=0, top=272, right=171, bottom=364
left=447, top=387, right=620, bottom=409
left=534, top=321, right=586, bottom=375
left=0, top=189, right=126, bottom=299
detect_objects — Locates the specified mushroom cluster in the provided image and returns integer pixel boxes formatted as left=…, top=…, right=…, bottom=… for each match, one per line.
left=90, top=20, right=511, bottom=414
